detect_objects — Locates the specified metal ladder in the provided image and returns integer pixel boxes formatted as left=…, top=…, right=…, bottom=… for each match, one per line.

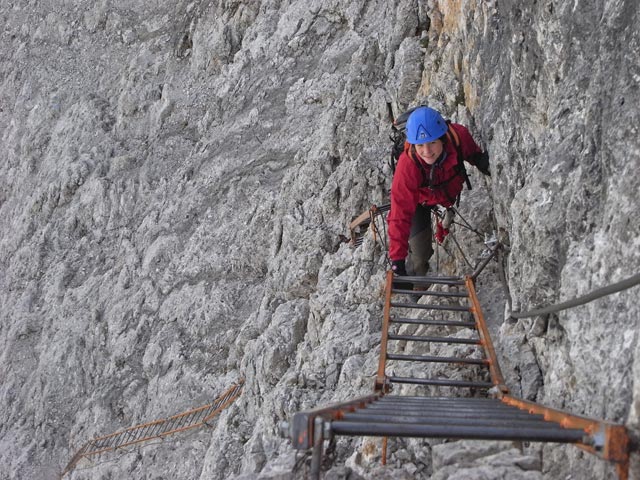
left=62, top=379, right=244, bottom=478
left=375, top=272, right=505, bottom=394
left=281, top=272, right=630, bottom=479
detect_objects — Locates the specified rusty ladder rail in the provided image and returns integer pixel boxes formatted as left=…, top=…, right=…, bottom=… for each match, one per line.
left=62, top=379, right=244, bottom=478
left=281, top=272, right=631, bottom=479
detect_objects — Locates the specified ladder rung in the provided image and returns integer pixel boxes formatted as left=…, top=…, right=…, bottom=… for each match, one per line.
left=330, top=421, right=587, bottom=443
left=388, top=376, right=493, bottom=388
left=390, top=317, right=476, bottom=328
left=386, top=354, right=488, bottom=365
left=390, top=302, right=470, bottom=311
left=395, top=275, right=465, bottom=286
left=372, top=399, right=516, bottom=411
left=391, top=288, right=468, bottom=297
left=378, top=396, right=502, bottom=404
left=359, top=407, right=546, bottom=420
left=342, top=412, right=560, bottom=429
left=388, top=334, right=480, bottom=345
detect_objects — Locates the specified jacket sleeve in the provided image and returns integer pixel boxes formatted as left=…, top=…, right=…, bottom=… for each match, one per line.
left=451, top=123, right=482, bottom=165
left=388, top=152, right=421, bottom=261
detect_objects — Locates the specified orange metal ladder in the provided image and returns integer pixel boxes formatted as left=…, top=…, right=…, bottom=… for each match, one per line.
left=282, top=272, right=631, bottom=479
left=62, top=379, right=244, bottom=478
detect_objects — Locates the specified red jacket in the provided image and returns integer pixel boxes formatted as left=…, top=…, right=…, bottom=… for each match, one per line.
left=388, top=123, right=482, bottom=261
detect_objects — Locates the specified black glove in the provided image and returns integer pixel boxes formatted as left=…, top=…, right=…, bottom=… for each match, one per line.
left=391, top=259, right=407, bottom=276
left=470, top=151, right=490, bottom=176
left=391, top=259, right=412, bottom=290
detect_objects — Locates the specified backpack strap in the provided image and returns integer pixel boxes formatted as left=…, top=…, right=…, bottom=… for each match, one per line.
left=389, top=125, right=405, bottom=174
left=445, top=122, right=472, bottom=191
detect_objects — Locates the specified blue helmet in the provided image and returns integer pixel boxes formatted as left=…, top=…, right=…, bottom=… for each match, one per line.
left=406, top=107, right=448, bottom=144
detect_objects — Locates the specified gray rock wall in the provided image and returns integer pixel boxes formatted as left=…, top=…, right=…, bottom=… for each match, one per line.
left=0, top=1, right=638, bottom=479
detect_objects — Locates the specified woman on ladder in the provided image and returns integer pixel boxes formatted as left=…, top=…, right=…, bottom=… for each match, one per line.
left=388, top=106, right=490, bottom=282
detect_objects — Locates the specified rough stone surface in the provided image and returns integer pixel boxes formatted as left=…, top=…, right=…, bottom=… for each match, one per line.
left=431, top=440, right=543, bottom=480
left=1, top=1, right=639, bottom=479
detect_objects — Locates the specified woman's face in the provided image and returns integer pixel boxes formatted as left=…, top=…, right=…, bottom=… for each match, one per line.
left=415, top=139, right=444, bottom=164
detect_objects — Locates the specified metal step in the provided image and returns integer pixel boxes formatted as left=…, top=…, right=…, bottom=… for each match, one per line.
left=369, top=400, right=527, bottom=411
left=391, top=289, right=468, bottom=297
left=390, top=317, right=476, bottom=328
left=386, top=354, right=488, bottom=365
left=362, top=405, right=543, bottom=418
left=388, top=376, right=493, bottom=388
left=377, top=396, right=501, bottom=404
left=394, top=275, right=465, bottom=286
left=390, top=302, right=470, bottom=311
left=342, top=412, right=556, bottom=428
left=387, top=334, right=480, bottom=345
left=330, top=421, right=587, bottom=443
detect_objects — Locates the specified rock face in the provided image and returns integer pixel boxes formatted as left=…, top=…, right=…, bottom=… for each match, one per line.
left=0, top=1, right=638, bottom=479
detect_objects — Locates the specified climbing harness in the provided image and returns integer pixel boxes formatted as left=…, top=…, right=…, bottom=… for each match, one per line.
left=349, top=203, right=484, bottom=277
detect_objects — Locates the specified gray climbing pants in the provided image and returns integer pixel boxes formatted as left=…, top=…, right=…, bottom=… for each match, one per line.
left=407, top=204, right=433, bottom=276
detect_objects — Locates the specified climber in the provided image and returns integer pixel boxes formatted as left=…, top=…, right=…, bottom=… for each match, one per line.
left=387, top=106, right=490, bottom=282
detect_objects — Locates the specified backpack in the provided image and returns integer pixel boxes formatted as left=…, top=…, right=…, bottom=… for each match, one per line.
left=389, top=106, right=472, bottom=192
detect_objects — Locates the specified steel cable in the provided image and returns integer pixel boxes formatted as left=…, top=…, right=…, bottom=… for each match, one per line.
left=510, top=272, right=640, bottom=319
left=447, top=229, right=473, bottom=269
left=451, top=207, right=484, bottom=239
left=371, top=208, right=391, bottom=268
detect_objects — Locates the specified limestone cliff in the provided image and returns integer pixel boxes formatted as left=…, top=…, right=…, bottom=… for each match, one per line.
left=0, top=1, right=638, bottom=479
